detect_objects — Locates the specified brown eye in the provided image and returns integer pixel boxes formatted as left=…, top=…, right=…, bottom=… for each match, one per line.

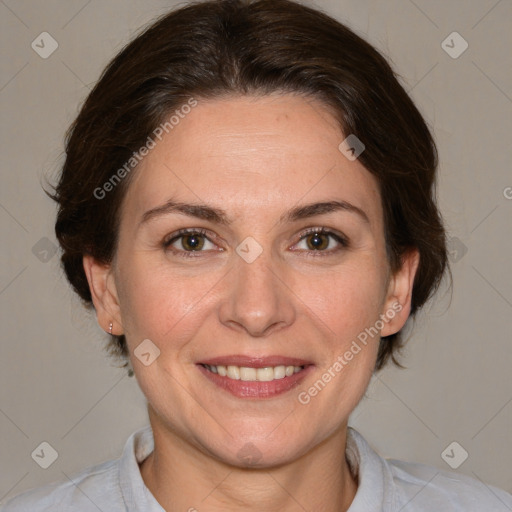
left=305, top=232, right=330, bottom=250
left=181, top=233, right=206, bottom=251
left=293, top=228, right=349, bottom=255
left=164, top=229, right=218, bottom=256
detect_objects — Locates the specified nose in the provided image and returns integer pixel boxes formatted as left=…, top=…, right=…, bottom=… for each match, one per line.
left=218, top=248, right=296, bottom=337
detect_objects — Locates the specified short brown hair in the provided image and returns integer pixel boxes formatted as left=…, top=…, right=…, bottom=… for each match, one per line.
left=51, top=0, right=449, bottom=370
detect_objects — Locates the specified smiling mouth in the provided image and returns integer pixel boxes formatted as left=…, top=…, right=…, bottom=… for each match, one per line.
left=197, top=360, right=313, bottom=399
left=201, top=363, right=305, bottom=382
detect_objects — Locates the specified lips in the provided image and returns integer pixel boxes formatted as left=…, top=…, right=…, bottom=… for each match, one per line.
left=197, top=355, right=314, bottom=399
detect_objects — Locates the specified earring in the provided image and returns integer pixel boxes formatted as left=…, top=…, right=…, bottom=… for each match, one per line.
left=109, top=322, right=113, bottom=335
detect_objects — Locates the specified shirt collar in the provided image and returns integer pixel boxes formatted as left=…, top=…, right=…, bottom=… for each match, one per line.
left=346, top=426, right=397, bottom=511
left=118, top=424, right=164, bottom=511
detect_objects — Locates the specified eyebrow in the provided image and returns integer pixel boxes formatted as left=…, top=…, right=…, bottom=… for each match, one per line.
left=283, top=200, right=369, bottom=225
left=139, top=199, right=369, bottom=227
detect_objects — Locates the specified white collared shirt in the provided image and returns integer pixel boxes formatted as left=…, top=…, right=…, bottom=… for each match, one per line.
left=2, top=426, right=511, bottom=511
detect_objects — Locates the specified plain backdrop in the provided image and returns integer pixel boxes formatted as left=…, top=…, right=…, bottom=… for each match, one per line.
left=1, top=0, right=511, bottom=503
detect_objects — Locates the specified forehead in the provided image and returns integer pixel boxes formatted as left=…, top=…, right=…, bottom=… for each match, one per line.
left=122, top=94, right=382, bottom=226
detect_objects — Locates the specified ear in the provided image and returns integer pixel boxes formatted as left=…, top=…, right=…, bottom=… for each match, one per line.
left=83, top=255, right=123, bottom=335
left=380, top=248, right=420, bottom=337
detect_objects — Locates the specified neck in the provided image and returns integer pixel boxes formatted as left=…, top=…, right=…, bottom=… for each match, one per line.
left=139, top=407, right=358, bottom=511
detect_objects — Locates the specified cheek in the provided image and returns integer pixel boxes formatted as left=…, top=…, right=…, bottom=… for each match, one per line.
left=294, top=256, right=387, bottom=340
left=114, top=254, right=215, bottom=342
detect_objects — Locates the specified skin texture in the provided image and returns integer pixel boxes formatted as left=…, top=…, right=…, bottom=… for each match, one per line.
left=84, top=94, right=419, bottom=511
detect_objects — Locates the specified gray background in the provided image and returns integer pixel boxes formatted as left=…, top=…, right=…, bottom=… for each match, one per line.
left=1, top=0, right=511, bottom=504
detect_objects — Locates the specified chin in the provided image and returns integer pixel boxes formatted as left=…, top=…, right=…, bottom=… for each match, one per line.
left=209, top=438, right=309, bottom=470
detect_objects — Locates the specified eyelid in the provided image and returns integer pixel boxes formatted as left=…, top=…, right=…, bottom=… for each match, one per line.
left=291, top=227, right=349, bottom=253
left=163, top=228, right=223, bottom=257
left=163, top=228, right=214, bottom=246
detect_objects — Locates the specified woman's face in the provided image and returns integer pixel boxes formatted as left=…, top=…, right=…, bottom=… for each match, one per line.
left=87, top=94, right=416, bottom=467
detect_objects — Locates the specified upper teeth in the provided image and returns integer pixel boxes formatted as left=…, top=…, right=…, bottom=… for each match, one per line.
left=204, top=364, right=304, bottom=381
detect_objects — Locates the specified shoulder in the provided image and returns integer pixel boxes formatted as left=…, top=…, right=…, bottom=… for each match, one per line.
left=1, top=426, right=154, bottom=512
left=387, top=458, right=512, bottom=511
left=0, top=458, right=122, bottom=512
left=347, top=428, right=512, bottom=512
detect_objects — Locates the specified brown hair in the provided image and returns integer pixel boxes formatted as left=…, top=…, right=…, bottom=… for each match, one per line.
left=51, top=0, right=449, bottom=370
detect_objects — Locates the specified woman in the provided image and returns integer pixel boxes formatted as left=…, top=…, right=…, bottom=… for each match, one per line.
left=3, top=0, right=511, bottom=510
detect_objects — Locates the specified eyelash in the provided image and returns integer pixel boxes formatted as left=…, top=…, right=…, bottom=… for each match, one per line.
left=163, top=227, right=349, bottom=259
left=163, top=228, right=216, bottom=259
left=294, top=227, right=349, bottom=256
